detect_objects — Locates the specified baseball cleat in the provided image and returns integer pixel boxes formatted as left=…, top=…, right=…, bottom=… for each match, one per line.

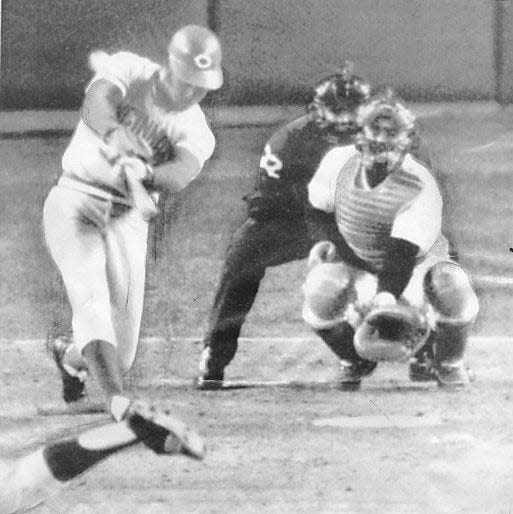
left=195, top=348, right=224, bottom=390
left=409, top=354, right=437, bottom=382
left=127, top=400, right=206, bottom=460
left=337, top=358, right=377, bottom=391
left=48, top=336, right=87, bottom=403
left=194, top=372, right=224, bottom=390
left=433, top=361, right=470, bottom=390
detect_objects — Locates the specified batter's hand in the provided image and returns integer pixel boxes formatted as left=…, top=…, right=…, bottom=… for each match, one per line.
left=117, top=155, right=153, bottom=182
left=101, top=126, right=153, bottom=164
left=119, top=157, right=158, bottom=220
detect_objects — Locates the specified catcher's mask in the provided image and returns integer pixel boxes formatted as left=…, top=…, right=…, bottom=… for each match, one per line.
left=307, top=62, right=371, bottom=140
left=353, top=303, right=430, bottom=362
left=355, top=89, right=415, bottom=174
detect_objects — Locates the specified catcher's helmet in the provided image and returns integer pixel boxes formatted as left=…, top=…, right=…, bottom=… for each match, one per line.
left=355, top=88, right=416, bottom=173
left=168, top=25, right=223, bottom=90
left=307, top=62, right=371, bottom=135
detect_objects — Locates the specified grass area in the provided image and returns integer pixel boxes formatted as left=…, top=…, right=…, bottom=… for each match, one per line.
left=0, top=109, right=512, bottom=340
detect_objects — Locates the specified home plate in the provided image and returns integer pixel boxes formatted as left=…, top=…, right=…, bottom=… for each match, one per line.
left=313, top=413, right=442, bottom=429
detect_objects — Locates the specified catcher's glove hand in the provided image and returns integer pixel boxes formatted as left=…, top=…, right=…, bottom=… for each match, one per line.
left=353, top=302, right=430, bottom=362
left=127, top=400, right=206, bottom=460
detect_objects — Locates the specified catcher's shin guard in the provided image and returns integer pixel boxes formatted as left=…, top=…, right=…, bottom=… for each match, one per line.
left=424, top=261, right=479, bottom=326
left=316, top=322, right=377, bottom=391
left=423, top=261, right=478, bottom=388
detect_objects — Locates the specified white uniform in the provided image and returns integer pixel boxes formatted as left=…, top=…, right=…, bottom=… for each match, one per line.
left=43, top=52, right=215, bottom=371
left=307, top=145, right=448, bottom=312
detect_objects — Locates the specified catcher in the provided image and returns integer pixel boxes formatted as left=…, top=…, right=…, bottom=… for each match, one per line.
left=0, top=400, right=205, bottom=513
left=302, top=90, right=479, bottom=390
left=197, top=64, right=372, bottom=389
left=43, top=25, right=223, bottom=419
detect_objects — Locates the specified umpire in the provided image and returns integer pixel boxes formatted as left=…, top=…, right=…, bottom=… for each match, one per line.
left=196, top=64, right=372, bottom=388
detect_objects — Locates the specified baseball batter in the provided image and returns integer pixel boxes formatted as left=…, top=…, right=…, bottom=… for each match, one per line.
left=44, top=25, right=223, bottom=419
left=302, top=91, right=479, bottom=389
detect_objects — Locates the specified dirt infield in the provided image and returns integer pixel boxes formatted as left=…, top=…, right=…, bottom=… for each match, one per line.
left=1, top=337, right=513, bottom=513
left=1, top=107, right=513, bottom=512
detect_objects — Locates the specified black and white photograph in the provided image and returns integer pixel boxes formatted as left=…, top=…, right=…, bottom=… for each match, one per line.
left=0, top=0, right=512, bottom=512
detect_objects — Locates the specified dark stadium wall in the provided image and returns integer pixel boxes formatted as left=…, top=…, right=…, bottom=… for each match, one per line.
left=1, top=0, right=208, bottom=109
left=0, top=0, right=497, bottom=108
left=217, top=0, right=495, bottom=104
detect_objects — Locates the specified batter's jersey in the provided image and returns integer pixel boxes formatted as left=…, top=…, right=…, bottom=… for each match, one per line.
left=308, top=146, right=442, bottom=272
left=62, top=51, right=215, bottom=197
left=252, top=115, right=354, bottom=215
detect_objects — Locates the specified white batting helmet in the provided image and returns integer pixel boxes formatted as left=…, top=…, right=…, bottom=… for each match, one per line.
left=168, top=25, right=223, bottom=90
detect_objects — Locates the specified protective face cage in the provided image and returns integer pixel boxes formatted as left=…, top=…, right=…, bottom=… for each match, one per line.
left=355, top=91, right=416, bottom=172
left=307, top=63, right=371, bottom=136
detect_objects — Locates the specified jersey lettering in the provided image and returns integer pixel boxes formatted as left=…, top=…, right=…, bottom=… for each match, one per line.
left=260, top=144, right=283, bottom=179
left=117, top=102, right=173, bottom=165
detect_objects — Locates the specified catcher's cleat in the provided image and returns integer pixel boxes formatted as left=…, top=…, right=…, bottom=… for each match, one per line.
left=195, top=348, right=224, bottom=390
left=433, top=361, right=470, bottom=390
left=127, top=400, right=206, bottom=459
left=48, top=336, right=87, bottom=403
left=409, top=354, right=437, bottom=382
left=337, top=358, right=377, bottom=391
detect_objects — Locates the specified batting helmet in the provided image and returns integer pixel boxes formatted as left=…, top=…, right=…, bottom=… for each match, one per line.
left=307, top=62, right=371, bottom=135
left=168, top=25, right=223, bottom=90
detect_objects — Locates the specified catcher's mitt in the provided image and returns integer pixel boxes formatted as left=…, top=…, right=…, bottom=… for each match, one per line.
left=353, top=302, right=430, bottom=362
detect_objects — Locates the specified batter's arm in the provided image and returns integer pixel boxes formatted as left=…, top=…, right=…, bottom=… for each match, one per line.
left=149, top=146, right=202, bottom=194
left=81, top=79, right=124, bottom=138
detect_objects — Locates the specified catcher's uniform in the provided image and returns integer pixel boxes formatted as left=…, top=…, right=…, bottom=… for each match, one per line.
left=202, top=115, right=350, bottom=369
left=44, top=52, right=215, bottom=370
left=303, top=145, right=478, bottom=372
left=307, top=145, right=446, bottom=312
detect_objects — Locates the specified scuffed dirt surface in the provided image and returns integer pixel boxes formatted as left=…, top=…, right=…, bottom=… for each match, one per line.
left=1, top=338, right=513, bottom=513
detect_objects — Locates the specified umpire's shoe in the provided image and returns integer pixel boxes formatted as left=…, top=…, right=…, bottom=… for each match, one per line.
left=48, top=336, right=87, bottom=403
left=338, top=358, right=377, bottom=391
left=195, top=348, right=224, bottom=390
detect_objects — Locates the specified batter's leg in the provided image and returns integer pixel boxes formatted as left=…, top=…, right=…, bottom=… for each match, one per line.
left=44, top=189, right=128, bottom=417
left=106, top=212, right=149, bottom=373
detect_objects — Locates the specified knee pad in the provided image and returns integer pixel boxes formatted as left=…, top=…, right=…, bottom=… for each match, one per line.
left=424, top=261, right=479, bottom=325
left=302, top=261, right=353, bottom=329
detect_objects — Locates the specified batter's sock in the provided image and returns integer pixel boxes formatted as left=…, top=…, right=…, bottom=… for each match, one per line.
left=43, top=435, right=135, bottom=482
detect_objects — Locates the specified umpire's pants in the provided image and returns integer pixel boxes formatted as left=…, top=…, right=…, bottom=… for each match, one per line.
left=202, top=215, right=310, bottom=368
